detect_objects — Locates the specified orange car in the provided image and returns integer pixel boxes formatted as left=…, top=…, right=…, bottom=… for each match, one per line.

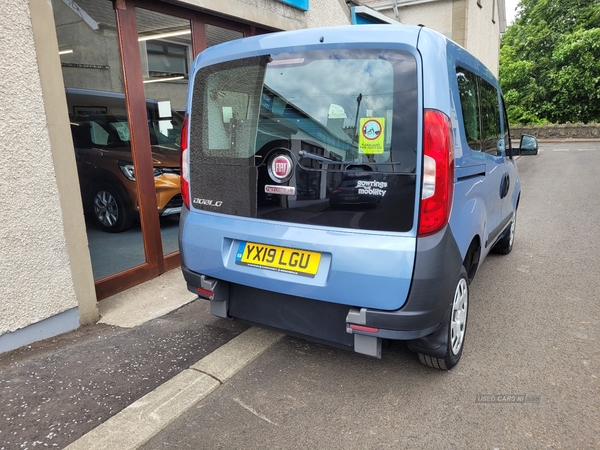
left=68, top=88, right=182, bottom=232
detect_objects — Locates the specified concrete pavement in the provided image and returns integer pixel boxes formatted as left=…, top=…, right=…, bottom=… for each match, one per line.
left=65, top=327, right=283, bottom=450
left=0, top=269, right=281, bottom=450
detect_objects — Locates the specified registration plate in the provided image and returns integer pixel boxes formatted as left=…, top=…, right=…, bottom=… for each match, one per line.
left=235, top=241, right=321, bottom=277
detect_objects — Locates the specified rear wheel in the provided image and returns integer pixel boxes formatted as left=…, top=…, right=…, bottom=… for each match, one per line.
left=418, top=266, right=469, bottom=370
left=91, top=183, right=134, bottom=233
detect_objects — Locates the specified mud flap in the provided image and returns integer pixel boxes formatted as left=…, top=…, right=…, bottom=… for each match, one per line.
left=406, top=303, right=451, bottom=358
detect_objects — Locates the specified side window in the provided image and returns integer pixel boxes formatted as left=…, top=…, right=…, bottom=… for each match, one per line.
left=479, top=79, right=502, bottom=155
left=89, top=121, right=110, bottom=146
left=457, top=66, right=503, bottom=156
left=456, top=69, right=480, bottom=150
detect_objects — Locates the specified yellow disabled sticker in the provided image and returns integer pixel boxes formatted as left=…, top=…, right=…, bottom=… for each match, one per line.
left=358, top=117, right=385, bottom=154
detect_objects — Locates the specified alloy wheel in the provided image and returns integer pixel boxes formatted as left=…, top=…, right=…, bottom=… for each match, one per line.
left=450, top=278, right=468, bottom=355
left=93, top=190, right=119, bottom=227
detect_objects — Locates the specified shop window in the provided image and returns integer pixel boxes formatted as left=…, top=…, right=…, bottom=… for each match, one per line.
left=144, top=40, right=190, bottom=81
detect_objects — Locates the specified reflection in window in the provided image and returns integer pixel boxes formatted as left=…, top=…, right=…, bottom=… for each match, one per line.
left=297, top=142, right=323, bottom=200
left=53, top=0, right=147, bottom=279
left=206, top=24, right=243, bottom=47
left=197, top=49, right=419, bottom=168
left=457, top=69, right=481, bottom=150
left=457, top=66, right=502, bottom=155
left=146, top=40, right=189, bottom=80
left=479, top=79, right=502, bottom=155
left=136, top=9, right=192, bottom=85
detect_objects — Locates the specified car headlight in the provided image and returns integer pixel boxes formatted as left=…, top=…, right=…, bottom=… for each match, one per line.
left=119, top=161, right=163, bottom=180
left=118, top=162, right=136, bottom=181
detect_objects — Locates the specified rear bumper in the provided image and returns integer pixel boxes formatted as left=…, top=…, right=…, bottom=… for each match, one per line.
left=350, top=225, right=462, bottom=331
left=181, top=225, right=462, bottom=358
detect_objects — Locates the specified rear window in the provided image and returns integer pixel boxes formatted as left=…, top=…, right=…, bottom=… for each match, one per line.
left=190, top=48, right=418, bottom=171
left=188, top=48, right=418, bottom=232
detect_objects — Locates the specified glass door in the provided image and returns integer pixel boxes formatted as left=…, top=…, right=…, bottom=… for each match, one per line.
left=53, top=0, right=149, bottom=287
left=135, top=7, right=191, bottom=259
left=55, top=0, right=262, bottom=299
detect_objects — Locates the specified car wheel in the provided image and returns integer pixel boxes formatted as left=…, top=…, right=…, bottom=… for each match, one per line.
left=91, top=183, right=134, bottom=233
left=493, top=210, right=516, bottom=254
left=418, top=266, right=469, bottom=370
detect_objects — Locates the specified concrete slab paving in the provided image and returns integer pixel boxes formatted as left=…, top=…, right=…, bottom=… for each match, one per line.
left=98, top=269, right=197, bottom=328
left=65, top=328, right=283, bottom=450
left=0, top=271, right=249, bottom=450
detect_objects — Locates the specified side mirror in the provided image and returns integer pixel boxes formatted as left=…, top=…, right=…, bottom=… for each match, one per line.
left=496, top=138, right=506, bottom=156
left=514, top=134, right=538, bottom=156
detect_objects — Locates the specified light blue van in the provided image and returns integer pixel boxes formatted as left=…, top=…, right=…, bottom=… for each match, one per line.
left=179, top=25, right=537, bottom=369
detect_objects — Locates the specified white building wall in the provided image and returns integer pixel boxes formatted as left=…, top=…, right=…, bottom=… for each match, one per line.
left=397, top=1, right=453, bottom=39
left=359, top=0, right=502, bottom=76
left=175, top=0, right=350, bottom=30
left=0, top=0, right=97, bottom=352
left=304, top=0, right=351, bottom=27
left=466, top=0, right=501, bottom=75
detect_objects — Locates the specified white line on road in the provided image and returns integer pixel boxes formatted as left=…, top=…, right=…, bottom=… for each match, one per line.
left=234, top=397, right=278, bottom=426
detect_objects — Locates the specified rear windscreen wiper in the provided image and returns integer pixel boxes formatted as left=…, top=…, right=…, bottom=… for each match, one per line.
left=298, top=150, right=404, bottom=168
left=298, top=150, right=353, bottom=164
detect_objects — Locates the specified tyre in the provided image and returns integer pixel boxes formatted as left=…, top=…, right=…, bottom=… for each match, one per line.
left=418, top=266, right=469, bottom=370
left=493, top=210, right=516, bottom=254
left=90, top=182, right=134, bottom=233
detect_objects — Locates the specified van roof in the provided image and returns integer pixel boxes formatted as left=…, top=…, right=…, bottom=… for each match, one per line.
left=192, top=24, right=433, bottom=69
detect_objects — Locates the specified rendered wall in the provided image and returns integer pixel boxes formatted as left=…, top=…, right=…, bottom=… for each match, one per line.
left=398, top=0, right=453, bottom=38
left=304, top=0, right=351, bottom=27
left=466, top=0, right=501, bottom=75
left=0, top=0, right=98, bottom=352
left=174, top=0, right=350, bottom=30
left=361, top=0, right=501, bottom=76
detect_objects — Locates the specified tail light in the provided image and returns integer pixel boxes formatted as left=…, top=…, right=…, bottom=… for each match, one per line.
left=418, top=109, right=454, bottom=236
left=180, top=114, right=190, bottom=209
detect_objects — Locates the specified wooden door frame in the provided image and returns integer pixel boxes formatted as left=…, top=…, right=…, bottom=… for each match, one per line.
left=96, top=0, right=264, bottom=300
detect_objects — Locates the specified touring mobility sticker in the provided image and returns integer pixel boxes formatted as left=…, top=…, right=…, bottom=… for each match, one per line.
left=357, top=179, right=387, bottom=197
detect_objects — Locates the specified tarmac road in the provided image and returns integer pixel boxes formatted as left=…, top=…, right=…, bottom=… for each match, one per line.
left=140, top=141, right=600, bottom=449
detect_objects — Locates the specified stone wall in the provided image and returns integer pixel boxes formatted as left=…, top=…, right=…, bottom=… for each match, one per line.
left=511, top=124, right=600, bottom=141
